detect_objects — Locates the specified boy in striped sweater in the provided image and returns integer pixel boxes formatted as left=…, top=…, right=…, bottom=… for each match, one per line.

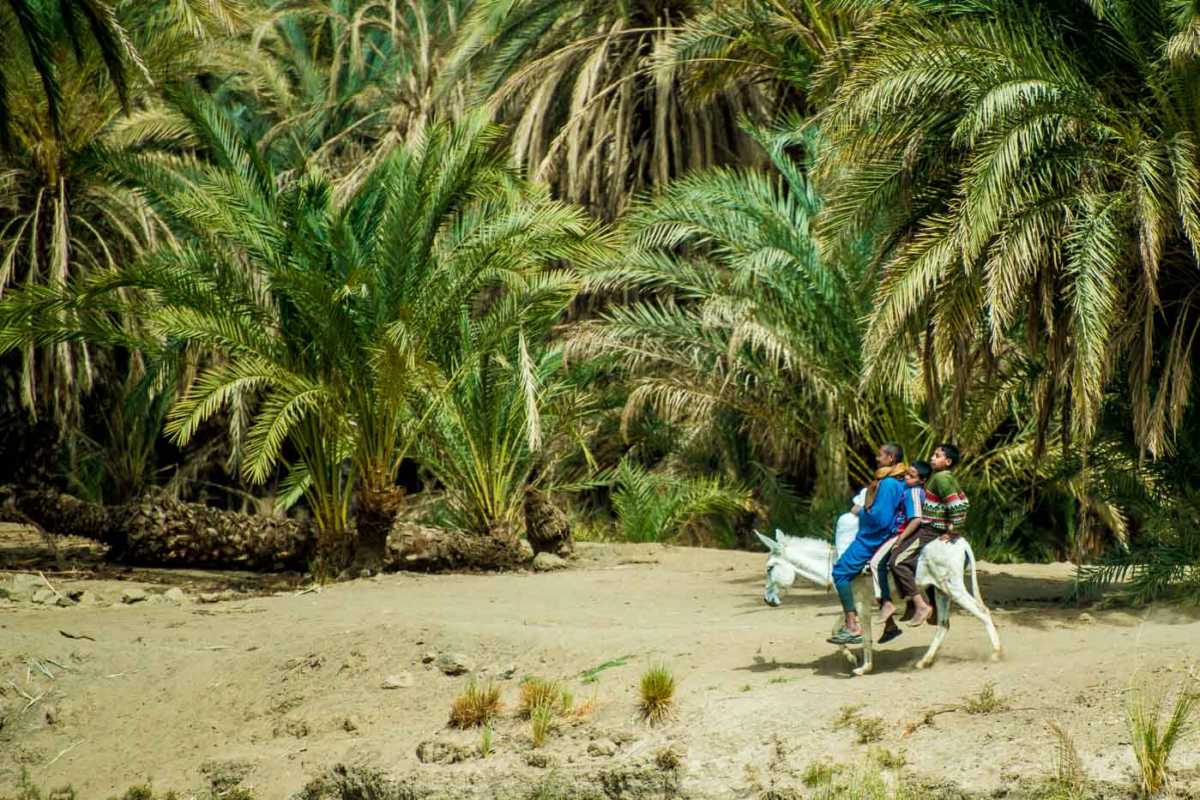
left=889, top=443, right=970, bottom=628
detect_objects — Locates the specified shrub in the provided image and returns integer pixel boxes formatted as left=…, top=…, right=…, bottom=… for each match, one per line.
left=639, top=664, right=676, bottom=724
left=962, top=682, right=1009, bottom=715
left=449, top=681, right=503, bottom=729
left=1127, top=676, right=1197, bottom=797
left=654, top=746, right=682, bottom=771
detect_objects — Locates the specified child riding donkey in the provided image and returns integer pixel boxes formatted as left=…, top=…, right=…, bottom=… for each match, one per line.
left=884, top=444, right=969, bottom=628
left=827, top=443, right=907, bottom=646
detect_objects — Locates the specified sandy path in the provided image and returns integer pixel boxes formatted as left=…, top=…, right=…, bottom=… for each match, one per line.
left=2, top=542, right=1198, bottom=798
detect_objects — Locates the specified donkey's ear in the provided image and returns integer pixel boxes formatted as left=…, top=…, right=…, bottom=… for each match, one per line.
left=774, top=528, right=788, bottom=544
left=754, top=531, right=779, bottom=553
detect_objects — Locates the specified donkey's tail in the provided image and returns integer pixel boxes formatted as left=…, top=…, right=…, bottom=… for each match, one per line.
left=962, top=539, right=988, bottom=611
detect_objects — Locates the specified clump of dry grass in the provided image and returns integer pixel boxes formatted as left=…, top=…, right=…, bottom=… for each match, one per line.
left=519, top=676, right=578, bottom=718
left=963, top=682, right=1009, bottom=715
left=639, top=664, right=676, bottom=724
left=1126, top=675, right=1197, bottom=797
left=833, top=704, right=885, bottom=744
left=448, top=681, right=502, bottom=729
left=519, top=677, right=561, bottom=718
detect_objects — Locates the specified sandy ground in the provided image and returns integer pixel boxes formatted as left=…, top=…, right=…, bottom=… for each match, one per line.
left=1, top=525, right=1198, bottom=799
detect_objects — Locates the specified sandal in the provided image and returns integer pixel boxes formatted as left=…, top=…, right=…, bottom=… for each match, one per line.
left=878, top=625, right=903, bottom=645
left=827, top=627, right=864, bottom=646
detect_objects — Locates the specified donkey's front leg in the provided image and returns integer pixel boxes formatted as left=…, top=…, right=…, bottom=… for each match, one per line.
left=852, top=585, right=874, bottom=676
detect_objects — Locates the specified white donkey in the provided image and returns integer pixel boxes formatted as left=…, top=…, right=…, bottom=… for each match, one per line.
left=756, top=518, right=1002, bottom=675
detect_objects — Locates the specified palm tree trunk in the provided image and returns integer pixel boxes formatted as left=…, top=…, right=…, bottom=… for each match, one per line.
left=387, top=520, right=532, bottom=571
left=1, top=486, right=314, bottom=569
left=351, top=480, right=404, bottom=575
left=523, top=486, right=573, bottom=556
left=2, top=486, right=536, bottom=573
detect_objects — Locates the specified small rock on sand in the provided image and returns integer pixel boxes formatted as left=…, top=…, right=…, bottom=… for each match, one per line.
left=121, top=587, right=148, bottom=604
left=526, top=752, right=551, bottom=768
left=587, top=739, right=618, bottom=757
left=381, top=672, right=414, bottom=689
left=32, top=589, right=57, bottom=605
left=435, top=653, right=473, bottom=676
left=163, top=587, right=188, bottom=604
left=532, top=552, right=568, bottom=572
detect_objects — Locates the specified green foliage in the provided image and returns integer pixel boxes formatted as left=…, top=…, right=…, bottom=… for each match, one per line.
left=610, top=458, right=753, bottom=544
left=529, top=701, right=554, bottom=748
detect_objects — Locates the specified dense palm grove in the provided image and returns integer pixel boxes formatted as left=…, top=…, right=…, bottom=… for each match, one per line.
left=1, top=0, right=1198, bottom=599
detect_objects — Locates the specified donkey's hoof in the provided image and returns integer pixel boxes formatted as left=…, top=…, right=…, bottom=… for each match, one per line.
left=914, top=659, right=930, bottom=670
left=852, top=665, right=873, bottom=677
left=990, top=649, right=1004, bottom=662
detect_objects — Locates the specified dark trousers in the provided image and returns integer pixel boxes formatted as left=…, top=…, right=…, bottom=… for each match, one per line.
left=891, top=525, right=941, bottom=599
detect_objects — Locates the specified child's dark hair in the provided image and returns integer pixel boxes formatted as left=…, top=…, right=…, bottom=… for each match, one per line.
left=912, top=460, right=932, bottom=482
left=935, top=443, right=961, bottom=467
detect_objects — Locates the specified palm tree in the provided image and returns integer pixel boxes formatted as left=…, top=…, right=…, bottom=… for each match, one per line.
left=451, top=0, right=768, bottom=219
left=0, top=0, right=244, bottom=423
left=0, top=99, right=606, bottom=569
left=819, top=0, right=1200, bottom=458
left=417, top=335, right=597, bottom=539
left=568, top=122, right=869, bottom=505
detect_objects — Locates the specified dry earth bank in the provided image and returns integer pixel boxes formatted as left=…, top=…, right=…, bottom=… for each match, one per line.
left=1, top=525, right=1198, bottom=799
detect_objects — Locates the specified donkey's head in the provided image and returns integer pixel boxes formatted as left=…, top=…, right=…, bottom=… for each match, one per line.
left=756, top=529, right=797, bottom=606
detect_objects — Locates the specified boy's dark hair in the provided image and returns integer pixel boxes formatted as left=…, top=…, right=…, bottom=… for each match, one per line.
left=882, top=442, right=904, bottom=463
left=912, top=460, right=932, bottom=482
left=935, top=443, right=961, bottom=467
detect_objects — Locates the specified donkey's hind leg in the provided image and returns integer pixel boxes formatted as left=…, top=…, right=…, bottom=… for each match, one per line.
left=947, top=585, right=1003, bottom=661
left=915, top=590, right=952, bottom=669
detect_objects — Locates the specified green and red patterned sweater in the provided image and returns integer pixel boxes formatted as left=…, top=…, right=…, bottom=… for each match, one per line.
left=921, top=470, right=969, bottom=532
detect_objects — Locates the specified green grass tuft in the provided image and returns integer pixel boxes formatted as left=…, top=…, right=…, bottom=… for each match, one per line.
left=639, top=664, right=676, bottom=724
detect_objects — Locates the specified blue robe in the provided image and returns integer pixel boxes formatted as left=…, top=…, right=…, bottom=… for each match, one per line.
left=832, top=476, right=905, bottom=612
